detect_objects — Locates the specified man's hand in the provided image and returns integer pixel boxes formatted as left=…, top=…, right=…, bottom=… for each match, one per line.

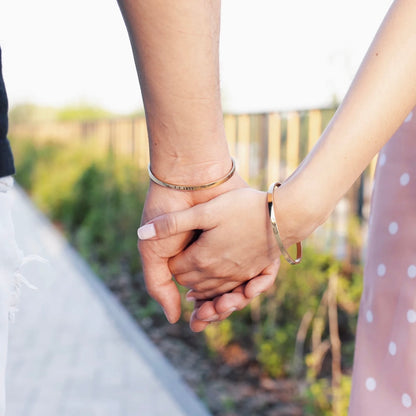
left=138, top=173, right=248, bottom=324
left=138, top=187, right=281, bottom=327
left=138, top=182, right=194, bottom=324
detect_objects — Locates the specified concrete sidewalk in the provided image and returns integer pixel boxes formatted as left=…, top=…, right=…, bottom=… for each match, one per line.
left=5, top=187, right=212, bottom=416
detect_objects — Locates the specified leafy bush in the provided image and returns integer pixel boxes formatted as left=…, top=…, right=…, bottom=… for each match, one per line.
left=303, top=374, right=351, bottom=416
left=12, top=138, right=146, bottom=280
left=223, top=247, right=362, bottom=414
left=205, top=320, right=234, bottom=356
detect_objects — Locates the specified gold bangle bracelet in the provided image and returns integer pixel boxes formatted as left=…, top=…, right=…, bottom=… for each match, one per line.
left=148, top=158, right=236, bottom=191
left=267, top=182, right=302, bottom=265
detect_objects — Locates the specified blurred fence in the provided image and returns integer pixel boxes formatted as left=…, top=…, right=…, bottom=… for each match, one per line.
left=10, top=108, right=378, bottom=258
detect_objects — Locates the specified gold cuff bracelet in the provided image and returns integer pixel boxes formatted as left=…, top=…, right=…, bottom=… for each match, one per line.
left=267, top=182, right=302, bottom=265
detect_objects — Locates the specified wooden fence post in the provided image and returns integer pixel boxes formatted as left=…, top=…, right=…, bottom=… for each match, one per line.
left=137, top=118, right=149, bottom=171
left=308, top=109, right=322, bottom=151
left=237, top=114, right=250, bottom=182
left=286, top=111, right=300, bottom=176
left=267, top=113, right=281, bottom=185
left=131, top=118, right=136, bottom=160
left=369, top=154, right=378, bottom=180
left=108, top=120, right=114, bottom=154
left=224, top=114, right=237, bottom=158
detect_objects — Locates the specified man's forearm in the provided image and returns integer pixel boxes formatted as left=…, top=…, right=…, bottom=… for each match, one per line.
left=117, top=0, right=231, bottom=184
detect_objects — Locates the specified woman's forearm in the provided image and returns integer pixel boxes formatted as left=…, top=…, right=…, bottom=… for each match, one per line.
left=117, top=0, right=230, bottom=184
left=278, top=0, right=416, bottom=243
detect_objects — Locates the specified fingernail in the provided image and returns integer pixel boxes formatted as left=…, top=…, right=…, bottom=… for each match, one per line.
left=252, top=292, right=261, bottom=299
left=225, top=307, right=237, bottom=314
left=137, top=223, right=156, bottom=240
left=201, top=314, right=219, bottom=322
left=186, top=293, right=196, bottom=302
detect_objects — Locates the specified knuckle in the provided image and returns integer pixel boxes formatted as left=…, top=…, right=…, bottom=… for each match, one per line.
left=193, top=285, right=215, bottom=298
left=191, top=281, right=205, bottom=292
left=194, top=255, right=214, bottom=272
left=144, top=279, right=164, bottom=302
left=200, top=204, right=214, bottom=224
left=163, top=214, right=178, bottom=237
left=174, top=274, right=188, bottom=288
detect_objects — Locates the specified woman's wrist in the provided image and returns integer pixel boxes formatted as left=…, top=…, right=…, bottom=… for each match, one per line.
left=272, top=177, right=331, bottom=247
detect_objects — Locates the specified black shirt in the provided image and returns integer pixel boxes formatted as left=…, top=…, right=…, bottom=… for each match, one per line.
left=0, top=47, right=15, bottom=178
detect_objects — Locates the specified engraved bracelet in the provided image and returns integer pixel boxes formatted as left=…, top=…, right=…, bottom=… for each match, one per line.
left=148, top=158, right=236, bottom=191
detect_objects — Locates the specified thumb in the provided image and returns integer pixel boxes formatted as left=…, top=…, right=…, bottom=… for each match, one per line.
left=137, top=203, right=212, bottom=240
left=139, top=246, right=182, bottom=323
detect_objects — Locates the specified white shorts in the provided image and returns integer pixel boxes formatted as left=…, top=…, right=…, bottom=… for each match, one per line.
left=0, top=176, right=24, bottom=416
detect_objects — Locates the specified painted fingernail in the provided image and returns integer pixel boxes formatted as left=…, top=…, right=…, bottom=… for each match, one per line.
left=201, top=314, right=219, bottom=322
left=186, top=290, right=198, bottom=302
left=137, top=223, right=156, bottom=240
left=186, top=294, right=197, bottom=302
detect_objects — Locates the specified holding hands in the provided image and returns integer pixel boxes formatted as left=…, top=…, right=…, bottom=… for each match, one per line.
left=138, top=183, right=282, bottom=331
left=119, top=0, right=416, bottom=333
left=117, top=0, right=306, bottom=331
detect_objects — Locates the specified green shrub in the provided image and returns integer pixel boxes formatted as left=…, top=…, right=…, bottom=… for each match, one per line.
left=223, top=247, right=361, bottom=412
left=205, top=320, right=234, bottom=356
left=303, top=374, right=351, bottom=416
left=12, top=138, right=146, bottom=280
left=251, top=249, right=336, bottom=377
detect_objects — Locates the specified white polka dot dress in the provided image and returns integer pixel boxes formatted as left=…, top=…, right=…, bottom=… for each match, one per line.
left=349, top=108, right=416, bottom=415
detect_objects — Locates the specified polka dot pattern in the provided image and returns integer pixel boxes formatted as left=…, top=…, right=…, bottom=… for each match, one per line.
left=402, top=394, right=412, bottom=408
left=400, top=173, right=410, bottom=186
left=408, top=265, right=416, bottom=279
left=388, top=222, right=398, bottom=235
left=366, top=378, right=377, bottom=392
left=377, top=264, right=386, bottom=277
left=349, top=106, right=416, bottom=414
left=407, top=310, right=416, bottom=324
left=388, top=342, right=397, bottom=356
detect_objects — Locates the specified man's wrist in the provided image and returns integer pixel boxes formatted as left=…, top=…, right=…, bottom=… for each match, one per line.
left=149, top=154, right=233, bottom=187
left=148, top=158, right=235, bottom=191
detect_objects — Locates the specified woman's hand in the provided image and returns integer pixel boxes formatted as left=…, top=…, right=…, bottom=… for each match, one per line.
left=138, top=187, right=282, bottom=326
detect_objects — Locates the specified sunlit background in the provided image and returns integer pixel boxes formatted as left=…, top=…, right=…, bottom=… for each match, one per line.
left=0, top=0, right=392, bottom=114
left=1, top=1, right=396, bottom=415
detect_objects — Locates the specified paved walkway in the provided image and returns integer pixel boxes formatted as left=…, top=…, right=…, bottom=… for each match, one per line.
left=5, top=187, right=212, bottom=416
